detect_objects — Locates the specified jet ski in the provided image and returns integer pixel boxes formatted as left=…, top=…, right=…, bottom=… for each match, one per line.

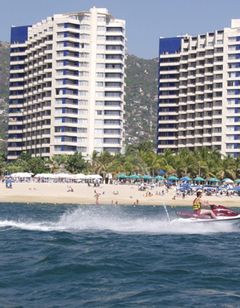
left=172, top=204, right=240, bottom=223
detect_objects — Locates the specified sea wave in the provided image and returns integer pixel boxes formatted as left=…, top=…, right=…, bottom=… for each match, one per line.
left=0, top=206, right=237, bottom=234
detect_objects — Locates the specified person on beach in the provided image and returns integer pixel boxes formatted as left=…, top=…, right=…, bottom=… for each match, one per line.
left=94, top=190, right=101, bottom=205
left=193, top=190, right=217, bottom=218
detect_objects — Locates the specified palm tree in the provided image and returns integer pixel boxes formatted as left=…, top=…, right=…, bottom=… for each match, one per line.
left=65, top=152, right=88, bottom=174
left=47, top=155, right=68, bottom=173
left=122, top=154, right=147, bottom=175
left=90, top=151, right=115, bottom=177
left=161, top=149, right=175, bottom=168
left=216, top=155, right=236, bottom=179
left=173, top=149, right=193, bottom=177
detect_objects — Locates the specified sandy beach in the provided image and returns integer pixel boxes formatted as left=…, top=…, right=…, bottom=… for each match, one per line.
left=0, top=182, right=240, bottom=207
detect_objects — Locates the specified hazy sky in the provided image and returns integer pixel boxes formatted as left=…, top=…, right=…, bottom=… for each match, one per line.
left=2, top=0, right=240, bottom=59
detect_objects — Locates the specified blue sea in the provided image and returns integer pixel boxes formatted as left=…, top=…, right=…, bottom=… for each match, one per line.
left=0, top=203, right=240, bottom=307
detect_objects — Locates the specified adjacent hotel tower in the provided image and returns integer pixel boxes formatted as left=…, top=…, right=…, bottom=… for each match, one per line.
left=158, top=19, right=240, bottom=157
left=8, top=7, right=126, bottom=159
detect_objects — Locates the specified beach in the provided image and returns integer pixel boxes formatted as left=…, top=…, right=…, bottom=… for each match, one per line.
left=1, top=182, right=240, bottom=207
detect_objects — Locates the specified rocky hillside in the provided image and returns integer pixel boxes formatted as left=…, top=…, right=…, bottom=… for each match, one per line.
left=125, top=55, right=158, bottom=145
left=0, top=42, right=158, bottom=147
left=0, top=42, right=9, bottom=141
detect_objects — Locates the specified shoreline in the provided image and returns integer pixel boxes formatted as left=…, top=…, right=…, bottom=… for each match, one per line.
left=0, top=182, right=240, bottom=207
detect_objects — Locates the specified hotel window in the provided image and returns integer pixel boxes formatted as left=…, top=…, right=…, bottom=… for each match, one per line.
left=104, top=129, right=121, bottom=135
left=96, top=63, right=105, bottom=68
left=95, top=101, right=104, bottom=106
left=94, top=147, right=103, bottom=152
left=79, top=109, right=88, bottom=115
left=79, top=81, right=88, bottom=86
left=95, top=129, right=104, bottom=134
left=80, top=24, right=90, bottom=30
left=97, top=16, right=105, bottom=22
left=97, top=35, right=105, bottom=40
left=76, top=147, right=87, bottom=152
left=80, top=34, right=90, bottom=39
left=97, top=44, right=105, bottom=50
left=97, top=26, right=105, bottom=31
left=78, top=100, right=88, bottom=105
left=96, top=53, right=105, bottom=59
left=95, top=119, right=104, bottom=125
left=104, top=138, right=120, bottom=144
left=79, top=53, right=89, bottom=58
left=79, top=91, right=88, bottom=96
left=78, top=128, right=87, bottom=133
left=77, top=137, right=87, bottom=144
left=96, top=91, right=104, bottom=97
left=78, top=119, right=87, bottom=125
left=96, top=72, right=105, bottom=78
left=94, top=138, right=103, bottom=145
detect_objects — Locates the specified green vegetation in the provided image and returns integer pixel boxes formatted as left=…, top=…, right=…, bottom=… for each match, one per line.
left=125, top=55, right=158, bottom=145
left=0, top=42, right=9, bottom=141
left=0, top=144, right=240, bottom=180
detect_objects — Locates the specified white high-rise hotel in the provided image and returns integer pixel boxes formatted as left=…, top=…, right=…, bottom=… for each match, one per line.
left=8, top=7, right=126, bottom=159
left=158, top=19, right=240, bottom=157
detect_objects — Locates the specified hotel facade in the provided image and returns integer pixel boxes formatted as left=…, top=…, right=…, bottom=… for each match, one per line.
left=158, top=19, right=240, bottom=157
left=8, top=7, right=126, bottom=160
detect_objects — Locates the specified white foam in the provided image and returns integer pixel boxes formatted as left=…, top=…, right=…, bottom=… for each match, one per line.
left=0, top=207, right=238, bottom=234
left=0, top=219, right=58, bottom=232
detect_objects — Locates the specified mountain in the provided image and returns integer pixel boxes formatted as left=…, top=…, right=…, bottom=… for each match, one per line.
left=0, top=41, right=9, bottom=141
left=0, top=42, right=158, bottom=148
left=125, top=55, right=158, bottom=145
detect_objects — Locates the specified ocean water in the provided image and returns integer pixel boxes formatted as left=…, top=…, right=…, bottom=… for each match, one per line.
left=0, top=203, right=240, bottom=307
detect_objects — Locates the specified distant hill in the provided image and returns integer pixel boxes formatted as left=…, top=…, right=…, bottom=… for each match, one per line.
left=125, top=55, right=158, bottom=145
left=0, top=41, right=9, bottom=144
left=0, top=42, right=158, bottom=148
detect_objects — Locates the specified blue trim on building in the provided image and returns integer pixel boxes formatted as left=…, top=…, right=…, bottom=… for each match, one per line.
left=11, top=25, right=31, bottom=44
left=156, top=43, right=161, bottom=152
left=159, top=37, right=182, bottom=55
left=157, top=37, right=182, bottom=153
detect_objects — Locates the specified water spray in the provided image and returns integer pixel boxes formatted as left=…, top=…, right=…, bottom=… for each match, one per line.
left=163, top=204, right=171, bottom=222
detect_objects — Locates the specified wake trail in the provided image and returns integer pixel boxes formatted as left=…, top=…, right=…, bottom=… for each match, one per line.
left=0, top=207, right=238, bottom=234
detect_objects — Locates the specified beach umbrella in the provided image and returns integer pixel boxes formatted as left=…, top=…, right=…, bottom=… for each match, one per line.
left=142, top=175, right=152, bottom=180
left=159, top=169, right=166, bottom=176
left=11, top=172, right=33, bottom=178
left=117, top=173, right=127, bottom=179
left=35, top=173, right=54, bottom=178
left=168, top=175, right=179, bottom=181
left=222, top=178, right=234, bottom=184
left=86, top=174, right=102, bottom=180
left=34, top=174, right=42, bottom=178
left=74, top=174, right=86, bottom=179
left=208, top=177, right=220, bottom=183
left=155, top=175, right=164, bottom=181
left=128, top=174, right=140, bottom=180
left=194, top=176, right=205, bottom=182
left=180, top=176, right=191, bottom=181
left=54, top=173, right=72, bottom=178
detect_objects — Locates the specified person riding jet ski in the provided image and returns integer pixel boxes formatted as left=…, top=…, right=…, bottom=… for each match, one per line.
left=193, top=190, right=217, bottom=219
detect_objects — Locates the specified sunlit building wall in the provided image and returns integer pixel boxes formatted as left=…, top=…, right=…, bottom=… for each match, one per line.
left=158, top=19, right=240, bottom=157
left=8, top=7, right=126, bottom=159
